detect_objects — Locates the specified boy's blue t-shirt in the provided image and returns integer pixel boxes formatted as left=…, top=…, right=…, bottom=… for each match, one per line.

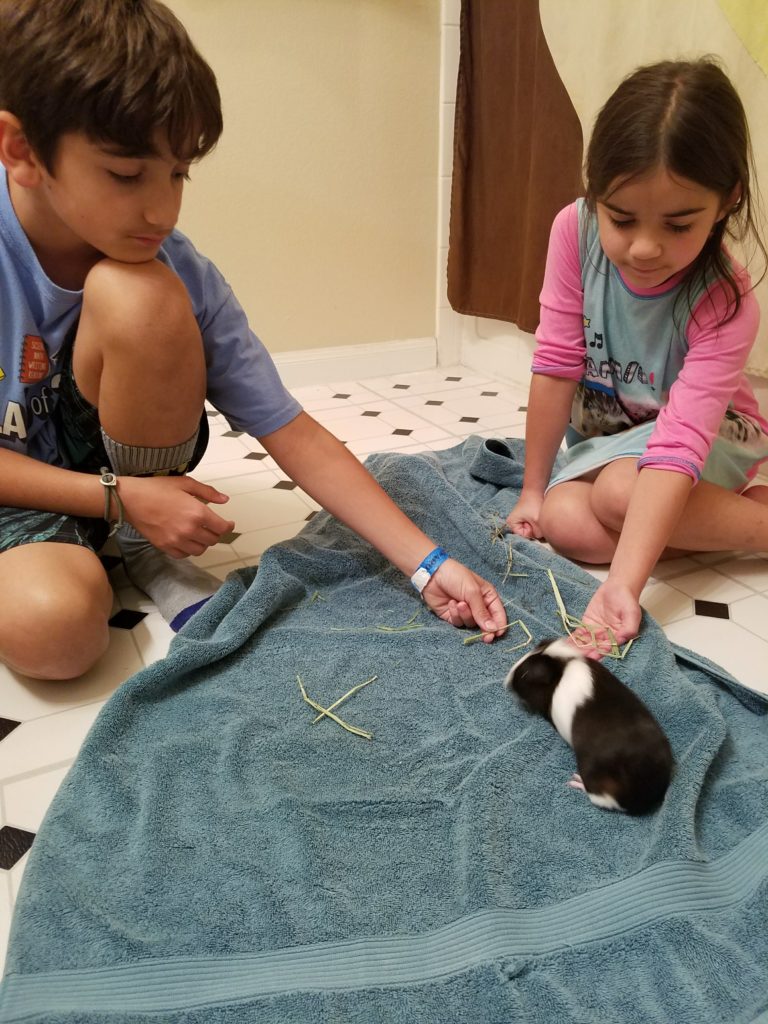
left=0, top=167, right=301, bottom=467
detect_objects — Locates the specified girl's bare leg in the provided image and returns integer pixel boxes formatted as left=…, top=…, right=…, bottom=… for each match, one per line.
left=538, top=457, right=768, bottom=565
left=538, top=478, right=621, bottom=563
left=591, top=459, right=768, bottom=553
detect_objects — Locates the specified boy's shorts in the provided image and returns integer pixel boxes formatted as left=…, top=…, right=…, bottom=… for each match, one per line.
left=0, top=338, right=209, bottom=557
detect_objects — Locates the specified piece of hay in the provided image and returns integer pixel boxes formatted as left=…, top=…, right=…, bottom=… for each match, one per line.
left=500, top=618, right=534, bottom=654
left=374, top=610, right=422, bottom=633
left=311, top=676, right=377, bottom=724
left=545, top=569, right=634, bottom=660
left=463, top=615, right=532, bottom=651
left=329, top=610, right=424, bottom=636
left=297, top=675, right=374, bottom=740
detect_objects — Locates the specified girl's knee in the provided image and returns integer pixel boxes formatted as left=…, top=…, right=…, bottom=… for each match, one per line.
left=539, top=486, right=589, bottom=553
left=539, top=484, right=618, bottom=563
left=590, top=461, right=637, bottom=530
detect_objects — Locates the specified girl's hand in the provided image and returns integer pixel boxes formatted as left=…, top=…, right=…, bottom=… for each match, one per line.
left=421, top=559, right=508, bottom=642
left=506, top=489, right=545, bottom=540
left=575, top=579, right=642, bottom=659
left=118, top=475, right=234, bottom=558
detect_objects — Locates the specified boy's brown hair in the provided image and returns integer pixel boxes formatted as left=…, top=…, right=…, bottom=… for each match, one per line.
left=0, top=0, right=222, bottom=169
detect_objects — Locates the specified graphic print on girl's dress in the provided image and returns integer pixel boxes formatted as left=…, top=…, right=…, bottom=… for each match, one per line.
left=571, top=200, right=711, bottom=440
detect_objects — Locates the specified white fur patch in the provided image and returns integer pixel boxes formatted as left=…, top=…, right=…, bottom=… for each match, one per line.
left=543, top=637, right=582, bottom=663
left=550, top=657, right=594, bottom=746
left=586, top=791, right=623, bottom=812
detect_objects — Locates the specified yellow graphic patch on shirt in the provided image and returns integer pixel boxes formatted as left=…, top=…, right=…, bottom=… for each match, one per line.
left=0, top=365, right=5, bottom=382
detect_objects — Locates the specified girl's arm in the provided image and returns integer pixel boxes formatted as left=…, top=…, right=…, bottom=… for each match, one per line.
left=638, top=278, right=761, bottom=480
left=582, top=273, right=761, bottom=654
left=610, top=468, right=693, bottom=592
left=507, top=202, right=585, bottom=537
left=579, top=468, right=693, bottom=653
left=507, top=374, right=577, bottom=538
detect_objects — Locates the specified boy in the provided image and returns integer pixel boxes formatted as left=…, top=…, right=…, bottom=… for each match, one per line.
left=0, top=0, right=507, bottom=680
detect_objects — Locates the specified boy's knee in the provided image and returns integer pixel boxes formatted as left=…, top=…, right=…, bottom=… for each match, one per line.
left=77, top=258, right=205, bottom=410
left=0, top=547, right=112, bottom=680
left=82, top=259, right=196, bottom=342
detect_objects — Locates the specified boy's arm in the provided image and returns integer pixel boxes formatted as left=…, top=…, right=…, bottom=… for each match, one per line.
left=0, top=448, right=234, bottom=557
left=259, top=412, right=508, bottom=638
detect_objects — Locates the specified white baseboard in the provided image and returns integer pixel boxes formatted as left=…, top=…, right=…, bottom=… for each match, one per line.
left=459, top=318, right=536, bottom=389
left=272, top=336, right=437, bottom=388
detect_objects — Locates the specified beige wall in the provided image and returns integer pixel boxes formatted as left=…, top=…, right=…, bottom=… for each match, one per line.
left=539, top=0, right=768, bottom=376
left=167, top=0, right=440, bottom=354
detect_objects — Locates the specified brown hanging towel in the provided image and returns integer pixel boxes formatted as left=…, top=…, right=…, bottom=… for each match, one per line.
left=447, top=0, right=583, bottom=333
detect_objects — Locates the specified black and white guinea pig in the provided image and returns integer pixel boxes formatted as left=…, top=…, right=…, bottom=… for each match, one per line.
left=504, top=637, right=674, bottom=815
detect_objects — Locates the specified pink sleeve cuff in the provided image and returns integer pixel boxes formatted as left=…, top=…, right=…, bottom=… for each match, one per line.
left=636, top=455, right=699, bottom=482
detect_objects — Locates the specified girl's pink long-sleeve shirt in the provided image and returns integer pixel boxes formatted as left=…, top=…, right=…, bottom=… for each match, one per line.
left=532, top=202, right=768, bottom=483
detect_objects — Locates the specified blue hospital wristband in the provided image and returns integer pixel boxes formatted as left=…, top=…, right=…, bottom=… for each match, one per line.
left=410, top=546, right=450, bottom=595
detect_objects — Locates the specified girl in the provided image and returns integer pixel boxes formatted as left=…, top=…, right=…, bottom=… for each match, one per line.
left=507, top=58, right=768, bottom=655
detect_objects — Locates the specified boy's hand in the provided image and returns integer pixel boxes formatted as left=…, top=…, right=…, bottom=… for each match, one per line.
left=506, top=489, right=545, bottom=540
left=422, top=559, right=507, bottom=642
left=118, top=475, right=234, bottom=558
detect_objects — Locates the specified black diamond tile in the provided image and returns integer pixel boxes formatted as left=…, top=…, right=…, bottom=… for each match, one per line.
left=333, top=393, right=351, bottom=400
left=392, top=428, right=413, bottom=436
left=206, top=410, right=218, bottom=417
left=481, top=391, right=499, bottom=397
left=694, top=600, right=730, bottom=620
left=445, top=376, right=462, bottom=381
left=0, top=826, right=35, bottom=870
left=362, top=410, right=381, bottom=417
left=460, top=416, right=479, bottom=423
left=518, top=405, right=528, bottom=412
left=0, top=718, right=21, bottom=742
left=425, top=400, right=443, bottom=406
left=306, top=510, right=319, bottom=521
left=222, top=429, right=244, bottom=437
left=274, top=480, right=298, bottom=490
left=393, top=384, right=410, bottom=390
left=244, top=451, right=267, bottom=460
left=109, top=609, right=148, bottom=630
left=99, top=554, right=123, bottom=573
left=218, top=531, right=241, bottom=544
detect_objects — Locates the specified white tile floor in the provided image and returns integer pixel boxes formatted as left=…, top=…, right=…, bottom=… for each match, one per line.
left=2, top=363, right=768, bottom=968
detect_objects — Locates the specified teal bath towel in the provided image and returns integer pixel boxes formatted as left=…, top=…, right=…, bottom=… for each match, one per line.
left=2, top=437, right=767, bottom=1023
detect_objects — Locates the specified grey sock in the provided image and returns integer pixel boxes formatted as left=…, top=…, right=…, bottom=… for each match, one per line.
left=117, top=526, right=220, bottom=631
left=102, top=429, right=221, bottom=630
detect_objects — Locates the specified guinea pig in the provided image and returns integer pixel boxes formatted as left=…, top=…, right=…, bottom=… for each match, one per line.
left=504, top=637, right=674, bottom=815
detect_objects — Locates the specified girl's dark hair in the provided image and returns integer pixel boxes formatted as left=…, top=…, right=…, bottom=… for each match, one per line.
left=0, top=0, right=222, bottom=169
left=585, top=58, right=765, bottom=324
